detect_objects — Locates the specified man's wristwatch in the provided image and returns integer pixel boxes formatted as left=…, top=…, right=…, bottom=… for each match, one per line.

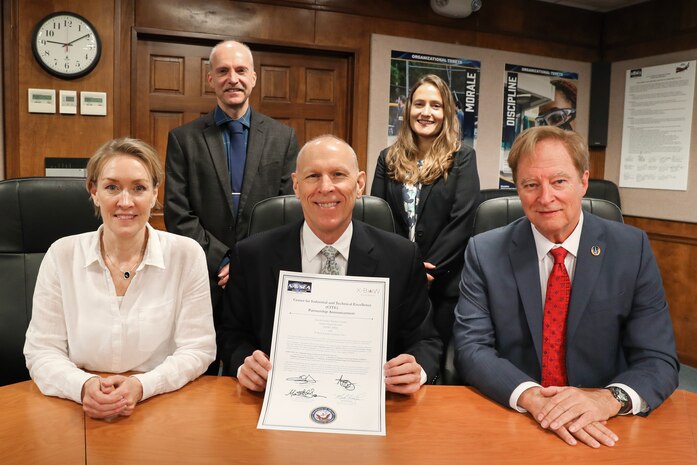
left=607, top=386, right=632, bottom=415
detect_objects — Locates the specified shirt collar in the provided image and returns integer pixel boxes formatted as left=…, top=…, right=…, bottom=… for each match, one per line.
left=84, top=223, right=165, bottom=271
left=302, top=221, right=353, bottom=261
left=214, top=105, right=251, bottom=129
left=531, top=211, right=584, bottom=261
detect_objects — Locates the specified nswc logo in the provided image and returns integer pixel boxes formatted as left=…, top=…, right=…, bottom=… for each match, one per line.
left=630, top=69, right=642, bottom=78
left=287, top=281, right=312, bottom=293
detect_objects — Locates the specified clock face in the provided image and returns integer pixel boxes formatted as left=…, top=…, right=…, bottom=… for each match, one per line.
left=32, top=12, right=101, bottom=79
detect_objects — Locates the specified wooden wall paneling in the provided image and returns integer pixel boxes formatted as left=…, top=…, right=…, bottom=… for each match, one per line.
left=135, top=0, right=315, bottom=45
left=313, top=11, right=370, bottom=168
left=115, top=0, right=134, bottom=138
left=589, top=147, right=606, bottom=179
left=12, top=0, right=116, bottom=178
left=602, top=0, right=697, bottom=61
left=3, top=0, right=20, bottom=178
left=241, top=0, right=603, bottom=50
left=625, top=216, right=697, bottom=366
left=473, top=31, right=600, bottom=62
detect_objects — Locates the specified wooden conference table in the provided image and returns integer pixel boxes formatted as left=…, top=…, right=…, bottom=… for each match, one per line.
left=2, top=376, right=697, bottom=464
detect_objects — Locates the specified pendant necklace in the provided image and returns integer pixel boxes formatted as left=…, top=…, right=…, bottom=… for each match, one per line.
left=102, top=234, right=147, bottom=280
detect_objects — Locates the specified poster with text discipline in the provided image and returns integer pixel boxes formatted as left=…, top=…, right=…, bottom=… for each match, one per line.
left=500, top=64, right=579, bottom=188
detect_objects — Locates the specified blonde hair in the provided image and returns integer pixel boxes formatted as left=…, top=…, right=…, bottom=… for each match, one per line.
left=86, top=138, right=163, bottom=216
left=386, top=74, right=461, bottom=185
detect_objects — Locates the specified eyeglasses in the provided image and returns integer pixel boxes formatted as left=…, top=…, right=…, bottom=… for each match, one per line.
left=535, top=108, right=576, bottom=127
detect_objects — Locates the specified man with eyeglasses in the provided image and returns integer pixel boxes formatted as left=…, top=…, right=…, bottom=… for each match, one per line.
left=535, top=79, right=577, bottom=131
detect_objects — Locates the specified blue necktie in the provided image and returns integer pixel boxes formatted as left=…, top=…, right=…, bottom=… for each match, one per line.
left=226, top=120, right=246, bottom=214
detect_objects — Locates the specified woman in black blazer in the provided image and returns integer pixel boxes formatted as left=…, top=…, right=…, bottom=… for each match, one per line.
left=371, top=74, right=481, bottom=354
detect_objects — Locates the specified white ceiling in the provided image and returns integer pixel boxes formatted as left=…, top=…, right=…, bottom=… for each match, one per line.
left=534, top=0, right=651, bottom=12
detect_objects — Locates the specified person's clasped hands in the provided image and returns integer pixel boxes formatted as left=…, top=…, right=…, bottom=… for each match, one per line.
left=519, top=385, right=620, bottom=448
left=81, top=375, right=144, bottom=419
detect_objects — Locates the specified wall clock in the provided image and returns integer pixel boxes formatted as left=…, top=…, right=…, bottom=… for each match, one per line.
left=32, top=12, right=101, bottom=80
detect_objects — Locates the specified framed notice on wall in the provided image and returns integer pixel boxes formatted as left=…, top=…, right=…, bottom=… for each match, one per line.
left=619, top=61, right=696, bottom=191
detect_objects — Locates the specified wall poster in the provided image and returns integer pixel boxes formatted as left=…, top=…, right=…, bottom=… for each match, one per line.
left=499, top=64, right=579, bottom=188
left=388, top=51, right=480, bottom=150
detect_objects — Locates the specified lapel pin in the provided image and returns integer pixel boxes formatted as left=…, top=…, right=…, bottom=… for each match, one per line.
left=590, top=245, right=601, bottom=256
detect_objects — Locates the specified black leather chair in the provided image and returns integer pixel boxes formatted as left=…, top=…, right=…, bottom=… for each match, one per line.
left=0, top=177, right=101, bottom=386
left=248, top=194, right=395, bottom=236
left=479, top=179, right=621, bottom=209
left=480, top=188, right=517, bottom=202
left=586, top=178, right=621, bottom=209
left=472, top=196, right=623, bottom=236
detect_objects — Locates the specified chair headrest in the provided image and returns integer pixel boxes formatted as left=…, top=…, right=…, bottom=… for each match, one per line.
left=472, top=196, right=623, bottom=236
left=248, top=195, right=395, bottom=236
left=0, top=177, right=102, bottom=253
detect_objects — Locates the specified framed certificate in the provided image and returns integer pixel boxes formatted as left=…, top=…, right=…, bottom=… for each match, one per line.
left=258, top=271, right=389, bottom=436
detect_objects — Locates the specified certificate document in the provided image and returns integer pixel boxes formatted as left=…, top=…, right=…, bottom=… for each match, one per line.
left=257, top=271, right=389, bottom=436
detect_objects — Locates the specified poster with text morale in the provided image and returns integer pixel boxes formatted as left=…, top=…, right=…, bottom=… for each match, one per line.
left=388, top=51, right=480, bottom=149
left=500, top=64, right=579, bottom=188
left=619, top=61, right=696, bottom=191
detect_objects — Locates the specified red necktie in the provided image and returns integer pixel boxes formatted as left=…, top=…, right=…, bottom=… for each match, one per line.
left=541, top=247, right=570, bottom=387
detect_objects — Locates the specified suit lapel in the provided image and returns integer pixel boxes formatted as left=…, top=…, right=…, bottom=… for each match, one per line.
left=202, top=115, right=235, bottom=214
left=386, top=179, right=409, bottom=229
left=346, top=222, right=379, bottom=277
left=566, top=215, right=605, bottom=342
left=509, top=219, right=545, bottom=363
left=416, top=182, right=434, bottom=217
left=239, top=109, right=264, bottom=214
left=271, top=221, right=304, bottom=278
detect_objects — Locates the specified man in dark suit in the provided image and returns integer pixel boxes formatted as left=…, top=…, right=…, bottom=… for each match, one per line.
left=164, top=40, right=299, bottom=315
left=454, top=126, right=678, bottom=448
left=218, top=135, right=442, bottom=394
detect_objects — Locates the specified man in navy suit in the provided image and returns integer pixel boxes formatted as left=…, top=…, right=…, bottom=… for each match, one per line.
left=165, top=40, right=299, bottom=312
left=454, top=126, right=678, bottom=448
left=218, top=135, right=442, bottom=394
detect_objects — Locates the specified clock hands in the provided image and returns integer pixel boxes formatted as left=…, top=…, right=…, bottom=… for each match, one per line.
left=67, top=34, right=90, bottom=46
left=42, top=34, right=91, bottom=48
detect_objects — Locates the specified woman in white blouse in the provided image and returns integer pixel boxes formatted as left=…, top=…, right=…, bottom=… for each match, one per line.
left=24, top=138, right=215, bottom=419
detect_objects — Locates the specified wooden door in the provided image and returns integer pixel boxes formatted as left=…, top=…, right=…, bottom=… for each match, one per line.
left=134, top=38, right=351, bottom=227
left=250, top=49, right=349, bottom=143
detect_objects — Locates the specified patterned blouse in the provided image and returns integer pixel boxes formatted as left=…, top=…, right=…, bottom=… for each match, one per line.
left=401, top=160, right=423, bottom=242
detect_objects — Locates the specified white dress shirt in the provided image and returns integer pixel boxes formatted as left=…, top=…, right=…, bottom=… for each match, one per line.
left=24, top=224, right=216, bottom=403
left=510, top=213, right=646, bottom=415
left=300, top=221, right=352, bottom=274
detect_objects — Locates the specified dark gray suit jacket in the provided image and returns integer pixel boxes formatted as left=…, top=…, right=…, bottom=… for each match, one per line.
left=453, top=213, right=679, bottom=413
left=218, top=220, right=443, bottom=382
left=164, top=108, right=299, bottom=309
